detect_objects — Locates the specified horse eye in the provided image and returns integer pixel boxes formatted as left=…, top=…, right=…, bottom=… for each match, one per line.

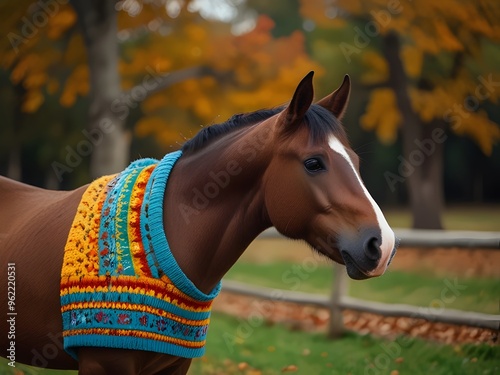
left=304, top=158, right=325, bottom=173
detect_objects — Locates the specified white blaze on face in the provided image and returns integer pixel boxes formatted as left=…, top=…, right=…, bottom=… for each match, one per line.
left=328, top=136, right=395, bottom=276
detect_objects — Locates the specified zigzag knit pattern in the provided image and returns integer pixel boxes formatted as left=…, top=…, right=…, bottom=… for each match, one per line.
left=60, top=150, right=221, bottom=359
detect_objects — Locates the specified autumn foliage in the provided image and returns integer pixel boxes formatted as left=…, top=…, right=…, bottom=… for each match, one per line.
left=1, top=0, right=321, bottom=149
left=300, top=0, right=500, bottom=155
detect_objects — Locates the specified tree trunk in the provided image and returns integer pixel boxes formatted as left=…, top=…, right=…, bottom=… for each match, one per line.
left=70, top=0, right=129, bottom=178
left=7, top=84, right=25, bottom=181
left=382, top=32, right=444, bottom=229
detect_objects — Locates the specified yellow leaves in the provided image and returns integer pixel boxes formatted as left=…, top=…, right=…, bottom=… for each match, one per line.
left=401, top=45, right=423, bottom=78
left=142, top=94, right=166, bottom=113
left=194, top=96, right=214, bottom=119
left=410, top=87, right=451, bottom=123
left=47, top=7, right=77, bottom=40
left=433, top=20, right=463, bottom=52
left=60, top=65, right=89, bottom=107
left=409, top=26, right=440, bottom=55
left=152, top=57, right=172, bottom=73
left=453, top=110, right=500, bottom=156
left=408, top=72, right=500, bottom=155
left=360, top=50, right=388, bottom=85
left=11, top=54, right=38, bottom=84
left=24, top=71, right=48, bottom=89
left=64, top=33, right=86, bottom=66
left=136, top=116, right=163, bottom=138
left=47, top=78, right=60, bottom=95
left=22, top=90, right=44, bottom=113
left=184, top=23, right=207, bottom=43
left=360, top=88, right=402, bottom=144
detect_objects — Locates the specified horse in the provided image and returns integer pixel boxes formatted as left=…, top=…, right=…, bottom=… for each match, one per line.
left=0, top=72, right=397, bottom=375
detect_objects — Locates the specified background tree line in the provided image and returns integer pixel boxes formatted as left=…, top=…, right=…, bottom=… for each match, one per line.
left=1, top=0, right=499, bottom=229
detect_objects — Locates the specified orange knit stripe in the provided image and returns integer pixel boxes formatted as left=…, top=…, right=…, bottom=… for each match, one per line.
left=128, top=165, right=156, bottom=277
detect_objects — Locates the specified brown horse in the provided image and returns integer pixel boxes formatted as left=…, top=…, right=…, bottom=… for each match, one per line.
left=0, top=72, right=397, bottom=374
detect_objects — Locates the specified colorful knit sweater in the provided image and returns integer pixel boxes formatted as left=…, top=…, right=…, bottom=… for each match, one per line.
left=60, top=150, right=221, bottom=359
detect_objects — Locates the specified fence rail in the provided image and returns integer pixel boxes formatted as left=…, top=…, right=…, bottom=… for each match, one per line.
left=222, top=228, right=500, bottom=336
left=258, top=227, right=500, bottom=249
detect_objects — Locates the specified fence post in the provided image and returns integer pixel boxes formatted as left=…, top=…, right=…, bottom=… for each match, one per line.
left=327, top=262, right=348, bottom=338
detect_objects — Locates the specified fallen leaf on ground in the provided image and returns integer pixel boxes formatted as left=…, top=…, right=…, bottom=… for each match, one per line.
left=281, top=364, right=298, bottom=372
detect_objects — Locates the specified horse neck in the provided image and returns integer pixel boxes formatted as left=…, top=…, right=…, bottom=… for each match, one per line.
left=163, top=122, right=274, bottom=294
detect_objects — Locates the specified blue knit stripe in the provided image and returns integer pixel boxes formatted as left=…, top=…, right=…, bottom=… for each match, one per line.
left=98, top=173, right=123, bottom=275
left=62, top=308, right=208, bottom=341
left=64, top=334, right=205, bottom=361
left=145, top=151, right=222, bottom=302
left=61, top=292, right=212, bottom=321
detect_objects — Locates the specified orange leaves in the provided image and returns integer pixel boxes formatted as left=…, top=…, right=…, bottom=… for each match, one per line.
left=22, top=90, right=44, bottom=113
left=184, top=23, right=207, bottom=44
left=11, top=53, right=50, bottom=113
left=60, top=65, right=89, bottom=107
left=432, top=20, right=463, bottom=52
left=3, top=2, right=78, bottom=114
left=300, top=0, right=361, bottom=26
left=47, top=7, right=77, bottom=40
left=360, top=89, right=402, bottom=144
left=132, top=11, right=319, bottom=148
left=11, top=54, right=37, bottom=84
left=281, top=364, right=299, bottom=372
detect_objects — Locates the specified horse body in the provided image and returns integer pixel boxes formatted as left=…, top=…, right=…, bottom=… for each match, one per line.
left=0, top=72, right=397, bottom=374
left=0, top=177, right=84, bottom=369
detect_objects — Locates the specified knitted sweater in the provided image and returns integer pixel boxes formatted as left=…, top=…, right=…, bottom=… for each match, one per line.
left=60, top=151, right=221, bottom=359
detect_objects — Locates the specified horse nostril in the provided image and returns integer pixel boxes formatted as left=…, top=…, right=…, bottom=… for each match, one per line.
left=364, top=236, right=381, bottom=261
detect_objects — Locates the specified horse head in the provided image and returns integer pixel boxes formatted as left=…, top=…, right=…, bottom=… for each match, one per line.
left=263, top=72, right=397, bottom=279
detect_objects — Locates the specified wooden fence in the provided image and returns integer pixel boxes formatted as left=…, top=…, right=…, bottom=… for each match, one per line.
left=222, top=228, right=500, bottom=336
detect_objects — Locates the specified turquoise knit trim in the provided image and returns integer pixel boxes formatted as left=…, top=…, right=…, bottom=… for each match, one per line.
left=145, top=150, right=222, bottom=302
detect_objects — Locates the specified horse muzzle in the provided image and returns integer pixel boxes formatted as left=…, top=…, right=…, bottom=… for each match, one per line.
left=338, top=228, right=398, bottom=280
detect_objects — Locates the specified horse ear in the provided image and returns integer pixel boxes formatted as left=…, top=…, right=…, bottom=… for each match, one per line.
left=317, top=74, right=351, bottom=120
left=279, top=71, right=315, bottom=133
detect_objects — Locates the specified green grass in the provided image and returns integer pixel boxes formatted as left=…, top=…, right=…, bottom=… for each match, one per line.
left=190, top=312, right=499, bottom=375
left=3, top=313, right=499, bottom=375
left=383, top=205, right=500, bottom=231
left=224, top=262, right=500, bottom=314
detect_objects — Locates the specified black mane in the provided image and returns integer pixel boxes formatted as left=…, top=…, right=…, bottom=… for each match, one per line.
left=182, top=104, right=345, bottom=154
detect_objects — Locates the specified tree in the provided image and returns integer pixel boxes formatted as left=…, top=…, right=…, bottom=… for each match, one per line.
left=1, top=0, right=321, bottom=182
left=300, top=0, right=500, bottom=228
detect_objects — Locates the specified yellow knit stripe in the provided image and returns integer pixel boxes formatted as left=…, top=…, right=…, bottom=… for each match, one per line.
left=60, top=301, right=210, bottom=326
left=63, top=328, right=206, bottom=348
left=61, top=175, right=116, bottom=278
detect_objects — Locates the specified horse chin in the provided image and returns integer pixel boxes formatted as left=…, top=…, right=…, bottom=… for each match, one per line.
left=342, top=253, right=371, bottom=280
